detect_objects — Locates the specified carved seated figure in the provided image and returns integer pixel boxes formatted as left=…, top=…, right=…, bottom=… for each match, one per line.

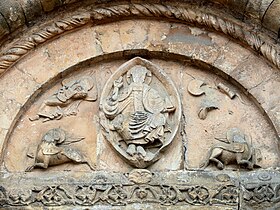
left=103, top=65, right=175, bottom=158
left=30, top=76, right=97, bottom=122
left=25, top=128, right=95, bottom=171
left=200, top=128, right=262, bottom=170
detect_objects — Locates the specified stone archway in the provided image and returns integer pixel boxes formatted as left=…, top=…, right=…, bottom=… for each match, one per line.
left=0, top=1, right=279, bottom=209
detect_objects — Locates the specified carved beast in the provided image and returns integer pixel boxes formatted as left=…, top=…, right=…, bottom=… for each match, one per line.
left=25, top=128, right=95, bottom=171
left=200, top=128, right=262, bottom=170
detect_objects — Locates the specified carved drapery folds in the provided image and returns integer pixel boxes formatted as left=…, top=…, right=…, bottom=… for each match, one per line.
left=100, top=57, right=181, bottom=168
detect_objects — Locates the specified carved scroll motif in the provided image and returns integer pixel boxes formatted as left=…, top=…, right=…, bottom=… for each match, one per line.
left=30, top=76, right=97, bottom=122
left=100, top=57, right=181, bottom=168
left=0, top=183, right=240, bottom=207
left=25, top=128, right=95, bottom=171
left=200, top=128, right=262, bottom=170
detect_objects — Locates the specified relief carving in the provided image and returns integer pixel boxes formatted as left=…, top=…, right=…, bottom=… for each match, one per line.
left=8, top=189, right=33, bottom=206
left=187, top=79, right=218, bottom=120
left=100, top=57, right=181, bottom=168
left=35, top=186, right=73, bottom=206
left=243, top=184, right=278, bottom=204
left=0, top=180, right=241, bottom=207
left=30, top=76, right=97, bottom=122
left=211, top=185, right=238, bottom=205
left=217, top=82, right=247, bottom=105
left=128, top=169, right=152, bottom=184
left=25, top=128, right=95, bottom=171
left=200, top=128, right=262, bottom=170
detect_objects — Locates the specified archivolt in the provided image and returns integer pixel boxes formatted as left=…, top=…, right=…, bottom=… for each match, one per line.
left=0, top=2, right=280, bottom=77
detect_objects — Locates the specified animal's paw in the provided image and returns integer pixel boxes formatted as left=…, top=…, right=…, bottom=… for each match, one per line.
left=25, top=165, right=34, bottom=172
left=88, top=163, right=97, bottom=171
left=217, top=162, right=224, bottom=170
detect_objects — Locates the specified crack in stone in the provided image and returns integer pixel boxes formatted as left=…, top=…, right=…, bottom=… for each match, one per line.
left=179, top=64, right=188, bottom=170
left=248, top=73, right=274, bottom=92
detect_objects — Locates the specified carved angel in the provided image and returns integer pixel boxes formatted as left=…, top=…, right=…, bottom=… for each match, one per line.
left=30, top=76, right=97, bottom=122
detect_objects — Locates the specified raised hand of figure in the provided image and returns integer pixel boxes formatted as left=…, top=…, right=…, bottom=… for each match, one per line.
left=113, top=76, right=123, bottom=89
left=112, top=76, right=123, bottom=100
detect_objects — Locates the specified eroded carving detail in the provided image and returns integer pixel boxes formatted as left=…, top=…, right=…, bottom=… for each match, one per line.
left=200, top=128, right=262, bottom=170
left=1, top=3, right=280, bottom=76
left=186, top=186, right=209, bottom=204
left=0, top=182, right=241, bottom=207
left=100, top=57, right=181, bottom=168
left=35, top=186, right=73, bottom=206
left=76, top=185, right=97, bottom=205
left=217, top=83, right=247, bottom=105
left=30, top=76, right=97, bottom=122
left=8, top=189, right=33, bottom=206
left=25, top=128, right=95, bottom=171
left=128, top=169, right=152, bottom=184
left=211, top=185, right=238, bottom=205
left=0, top=14, right=90, bottom=74
left=0, top=186, right=7, bottom=206
left=188, top=79, right=218, bottom=120
left=243, top=184, right=280, bottom=204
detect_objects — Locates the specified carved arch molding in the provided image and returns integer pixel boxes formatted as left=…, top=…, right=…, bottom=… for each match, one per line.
left=0, top=1, right=279, bottom=209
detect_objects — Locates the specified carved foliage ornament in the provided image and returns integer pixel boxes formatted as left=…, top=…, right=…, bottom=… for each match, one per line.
left=0, top=183, right=240, bottom=207
left=100, top=57, right=181, bottom=168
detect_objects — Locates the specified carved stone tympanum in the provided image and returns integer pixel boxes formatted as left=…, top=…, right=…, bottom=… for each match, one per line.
left=100, top=57, right=181, bottom=168
left=1, top=2, right=280, bottom=208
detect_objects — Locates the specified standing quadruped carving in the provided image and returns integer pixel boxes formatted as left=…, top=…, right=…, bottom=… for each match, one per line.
left=100, top=57, right=181, bottom=168
left=200, top=128, right=262, bottom=170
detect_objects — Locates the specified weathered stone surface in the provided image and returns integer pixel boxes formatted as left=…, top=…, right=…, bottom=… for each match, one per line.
left=213, top=41, right=251, bottom=76
left=240, top=170, right=280, bottom=209
left=262, top=0, right=280, bottom=34
left=230, top=55, right=275, bottom=90
left=0, top=13, right=9, bottom=40
left=0, top=5, right=279, bottom=209
left=20, top=0, right=43, bottom=25
left=0, top=0, right=26, bottom=33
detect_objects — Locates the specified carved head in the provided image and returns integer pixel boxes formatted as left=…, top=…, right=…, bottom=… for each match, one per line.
left=127, top=65, right=152, bottom=84
left=58, top=76, right=94, bottom=101
left=42, top=128, right=66, bottom=144
left=70, top=77, right=94, bottom=99
left=227, top=128, right=246, bottom=143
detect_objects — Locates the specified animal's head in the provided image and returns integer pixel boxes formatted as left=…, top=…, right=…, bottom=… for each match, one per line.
left=57, top=76, right=94, bottom=101
left=69, top=77, right=94, bottom=99
left=227, top=127, right=247, bottom=143
left=42, top=128, right=66, bottom=144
